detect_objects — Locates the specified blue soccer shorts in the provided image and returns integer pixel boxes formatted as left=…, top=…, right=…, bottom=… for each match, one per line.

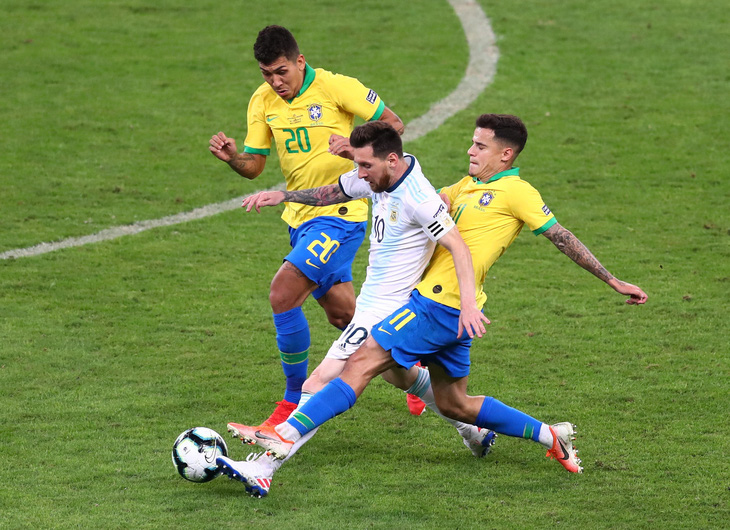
left=286, top=217, right=367, bottom=300
left=370, top=289, right=474, bottom=378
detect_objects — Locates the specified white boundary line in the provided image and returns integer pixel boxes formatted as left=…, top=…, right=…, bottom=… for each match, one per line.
left=1, top=0, right=497, bottom=261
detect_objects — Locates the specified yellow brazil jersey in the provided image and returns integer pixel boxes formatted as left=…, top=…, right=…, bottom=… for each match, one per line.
left=243, top=64, right=385, bottom=228
left=416, top=168, right=557, bottom=310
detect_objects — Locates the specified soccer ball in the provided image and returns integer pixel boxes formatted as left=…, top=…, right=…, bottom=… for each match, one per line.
left=171, top=427, right=229, bottom=483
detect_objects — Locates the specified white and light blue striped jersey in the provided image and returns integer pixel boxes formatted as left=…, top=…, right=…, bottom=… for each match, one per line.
left=338, top=154, right=455, bottom=314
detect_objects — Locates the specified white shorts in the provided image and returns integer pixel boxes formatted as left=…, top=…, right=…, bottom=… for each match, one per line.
left=324, top=306, right=394, bottom=361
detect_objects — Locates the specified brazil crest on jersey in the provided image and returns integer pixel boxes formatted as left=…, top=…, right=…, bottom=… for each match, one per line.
left=417, top=167, right=557, bottom=310
left=244, top=64, right=386, bottom=228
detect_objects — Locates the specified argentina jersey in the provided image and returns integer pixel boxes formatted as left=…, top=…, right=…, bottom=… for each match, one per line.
left=339, top=154, right=455, bottom=313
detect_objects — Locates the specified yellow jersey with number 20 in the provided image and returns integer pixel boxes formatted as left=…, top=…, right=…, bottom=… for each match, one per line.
left=244, top=64, right=385, bottom=228
left=416, top=168, right=557, bottom=311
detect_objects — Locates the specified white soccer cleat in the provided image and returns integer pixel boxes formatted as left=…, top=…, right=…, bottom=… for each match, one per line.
left=462, top=426, right=498, bottom=458
left=546, top=422, right=583, bottom=473
left=217, top=453, right=274, bottom=498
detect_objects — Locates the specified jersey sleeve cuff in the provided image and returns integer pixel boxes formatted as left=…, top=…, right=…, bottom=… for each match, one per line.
left=243, top=146, right=270, bottom=156
left=338, top=176, right=354, bottom=198
left=532, top=217, right=557, bottom=235
left=368, top=100, right=386, bottom=121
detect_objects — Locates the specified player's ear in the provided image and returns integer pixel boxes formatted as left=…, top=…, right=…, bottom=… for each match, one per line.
left=502, top=146, right=514, bottom=163
left=296, top=54, right=306, bottom=70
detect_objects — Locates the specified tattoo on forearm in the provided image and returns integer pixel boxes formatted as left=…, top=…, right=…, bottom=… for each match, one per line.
left=282, top=184, right=347, bottom=206
left=228, top=153, right=257, bottom=176
left=546, top=226, right=614, bottom=283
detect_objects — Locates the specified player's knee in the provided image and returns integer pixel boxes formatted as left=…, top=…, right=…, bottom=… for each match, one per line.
left=269, top=281, right=299, bottom=312
left=269, top=263, right=314, bottom=312
left=269, top=290, right=289, bottom=313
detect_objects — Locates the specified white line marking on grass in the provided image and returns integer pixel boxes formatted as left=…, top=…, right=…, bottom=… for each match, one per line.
left=1, top=0, right=497, bottom=261
left=402, top=0, right=499, bottom=144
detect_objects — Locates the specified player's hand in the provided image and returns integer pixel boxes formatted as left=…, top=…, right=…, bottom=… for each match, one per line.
left=328, top=134, right=354, bottom=160
left=610, top=279, right=648, bottom=305
left=457, top=305, right=490, bottom=339
left=439, top=192, right=452, bottom=211
left=241, top=191, right=285, bottom=213
left=209, top=132, right=239, bottom=162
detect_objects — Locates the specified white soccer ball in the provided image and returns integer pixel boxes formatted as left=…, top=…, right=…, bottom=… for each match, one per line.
left=171, top=427, right=229, bottom=483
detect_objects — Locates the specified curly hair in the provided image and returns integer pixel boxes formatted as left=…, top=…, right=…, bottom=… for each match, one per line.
left=253, top=25, right=300, bottom=65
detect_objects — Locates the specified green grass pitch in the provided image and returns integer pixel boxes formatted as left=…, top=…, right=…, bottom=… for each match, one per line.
left=1, top=0, right=728, bottom=527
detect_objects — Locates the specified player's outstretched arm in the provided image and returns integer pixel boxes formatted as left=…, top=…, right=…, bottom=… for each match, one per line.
left=241, top=191, right=285, bottom=213
left=242, top=183, right=349, bottom=213
left=542, top=223, right=648, bottom=305
left=379, top=106, right=405, bottom=135
left=209, top=132, right=266, bottom=180
left=437, top=228, right=490, bottom=339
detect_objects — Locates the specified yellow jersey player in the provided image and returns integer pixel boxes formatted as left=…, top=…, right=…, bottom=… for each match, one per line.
left=241, top=114, right=648, bottom=481
left=209, top=26, right=404, bottom=427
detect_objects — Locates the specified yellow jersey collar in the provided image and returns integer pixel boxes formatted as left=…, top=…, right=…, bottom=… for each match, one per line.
left=472, top=167, right=520, bottom=184
left=287, top=63, right=316, bottom=103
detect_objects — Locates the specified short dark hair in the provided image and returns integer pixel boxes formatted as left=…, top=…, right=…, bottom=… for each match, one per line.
left=350, top=121, right=403, bottom=159
left=475, top=114, right=528, bottom=154
left=253, top=25, right=300, bottom=64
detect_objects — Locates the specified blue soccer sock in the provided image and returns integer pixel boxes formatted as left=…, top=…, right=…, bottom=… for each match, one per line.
left=475, top=396, right=544, bottom=442
left=285, top=378, right=357, bottom=436
left=273, top=307, right=310, bottom=404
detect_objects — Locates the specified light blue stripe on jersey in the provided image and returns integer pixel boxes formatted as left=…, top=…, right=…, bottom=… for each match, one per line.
left=404, top=173, right=429, bottom=203
left=356, top=153, right=437, bottom=313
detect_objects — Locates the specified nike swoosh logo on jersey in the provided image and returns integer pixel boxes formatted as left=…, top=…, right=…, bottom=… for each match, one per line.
left=305, top=259, right=321, bottom=269
left=376, top=326, right=392, bottom=336
left=266, top=116, right=278, bottom=122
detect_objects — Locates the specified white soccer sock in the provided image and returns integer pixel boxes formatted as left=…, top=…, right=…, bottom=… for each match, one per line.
left=538, top=423, right=554, bottom=448
left=406, top=366, right=472, bottom=437
left=274, top=420, right=301, bottom=442
left=280, top=427, right=318, bottom=464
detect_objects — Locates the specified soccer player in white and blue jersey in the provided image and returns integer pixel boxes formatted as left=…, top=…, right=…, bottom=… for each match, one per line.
left=219, top=121, right=493, bottom=497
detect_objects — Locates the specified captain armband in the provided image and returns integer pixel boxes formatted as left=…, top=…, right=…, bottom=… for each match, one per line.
left=426, top=203, right=455, bottom=240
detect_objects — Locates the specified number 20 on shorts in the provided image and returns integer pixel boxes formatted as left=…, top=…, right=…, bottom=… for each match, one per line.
left=307, top=232, right=341, bottom=265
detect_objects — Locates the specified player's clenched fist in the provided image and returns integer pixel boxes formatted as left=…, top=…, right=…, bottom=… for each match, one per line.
left=209, top=132, right=238, bottom=162
left=242, top=191, right=286, bottom=213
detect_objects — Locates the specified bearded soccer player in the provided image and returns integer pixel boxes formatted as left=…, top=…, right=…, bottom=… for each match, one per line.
left=209, top=26, right=405, bottom=426
left=233, top=114, right=648, bottom=482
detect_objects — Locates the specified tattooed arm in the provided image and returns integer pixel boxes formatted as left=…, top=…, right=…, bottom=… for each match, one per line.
left=209, top=132, right=266, bottom=179
left=242, top=183, right=349, bottom=213
left=543, top=223, right=648, bottom=304
left=227, top=152, right=266, bottom=179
